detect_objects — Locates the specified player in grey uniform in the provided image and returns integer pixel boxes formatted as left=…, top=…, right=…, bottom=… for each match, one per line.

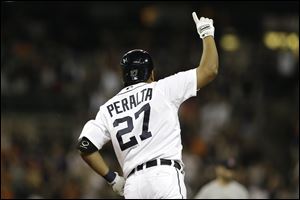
left=77, top=12, right=219, bottom=199
left=194, top=158, right=249, bottom=199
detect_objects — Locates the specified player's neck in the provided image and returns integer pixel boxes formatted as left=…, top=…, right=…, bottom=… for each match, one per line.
left=147, top=71, right=155, bottom=83
left=216, top=177, right=232, bottom=185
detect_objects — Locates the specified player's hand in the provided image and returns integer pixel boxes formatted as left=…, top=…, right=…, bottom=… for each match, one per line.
left=108, top=172, right=125, bottom=196
left=192, top=12, right=215, bottom=39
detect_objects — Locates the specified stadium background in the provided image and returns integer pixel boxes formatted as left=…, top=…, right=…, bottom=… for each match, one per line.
left=1, top=1, right=299, bottom=199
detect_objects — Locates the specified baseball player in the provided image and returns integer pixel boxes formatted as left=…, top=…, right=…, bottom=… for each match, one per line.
left=194, top=158, right=249, bottom=199
left=77, top=12, right=218, bottom=199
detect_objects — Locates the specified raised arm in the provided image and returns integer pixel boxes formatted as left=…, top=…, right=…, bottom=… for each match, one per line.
left=192, top=12, right=219, bottom=90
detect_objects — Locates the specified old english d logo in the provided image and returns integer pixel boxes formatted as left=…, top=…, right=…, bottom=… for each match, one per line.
left=130, top=69, right=138, bottom=80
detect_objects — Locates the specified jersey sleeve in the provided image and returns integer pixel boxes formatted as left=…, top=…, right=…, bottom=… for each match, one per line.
left=157, top=68, right=197, bottom=108
left=78, top=108, right=111, bottom=150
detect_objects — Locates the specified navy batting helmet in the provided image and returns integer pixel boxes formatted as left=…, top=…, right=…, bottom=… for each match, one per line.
left=120, top=49, right=154, bottom=87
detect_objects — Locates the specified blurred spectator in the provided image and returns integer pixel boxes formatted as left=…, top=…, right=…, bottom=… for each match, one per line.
left=194, top=158, right=249, bottom=199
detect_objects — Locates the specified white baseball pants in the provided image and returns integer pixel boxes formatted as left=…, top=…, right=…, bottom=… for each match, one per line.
left=124, top=165, right=186, bottom=199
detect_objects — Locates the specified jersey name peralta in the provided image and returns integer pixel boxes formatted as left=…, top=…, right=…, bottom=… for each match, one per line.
left=78, top=69, right=197, bottom=177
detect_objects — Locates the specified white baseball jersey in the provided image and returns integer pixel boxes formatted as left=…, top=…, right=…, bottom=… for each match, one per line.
left=78, top=68, right=197, bottom=178
left=194, top=180, right=249, bottom=199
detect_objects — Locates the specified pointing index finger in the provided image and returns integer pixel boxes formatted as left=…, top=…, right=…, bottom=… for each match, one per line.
left=192, top=12, right=199, bottom=23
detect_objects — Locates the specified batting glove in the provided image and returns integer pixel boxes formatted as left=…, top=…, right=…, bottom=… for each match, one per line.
left=192, top=12, right=215, bottom=39
left=108, top=172, right=125, bottom=196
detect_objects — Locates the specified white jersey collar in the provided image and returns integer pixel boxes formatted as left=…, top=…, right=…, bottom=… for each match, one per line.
left=118, top=82, right=148, bottom=95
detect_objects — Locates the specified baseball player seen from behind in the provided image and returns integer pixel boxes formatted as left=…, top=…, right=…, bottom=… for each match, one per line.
left=77, top=12, right=219, bottom=199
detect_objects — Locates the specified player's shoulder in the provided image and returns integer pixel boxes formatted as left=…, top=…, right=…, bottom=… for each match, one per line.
left=101, top=95, right=117, bottom=108
left=157, top=68, right=196, bottom=82
left=99, top=86, right=128, bottom=108
left=206, top=179, right=219, bottom=187
left=201, top=179, right=219, bottom=191
left=231, top=180, right=247, bottom=189
left=230, top=181, right=249, bottom=195
left=195, top=179, right=218, bottom=198
left=96, top=92, right=121, bottom=116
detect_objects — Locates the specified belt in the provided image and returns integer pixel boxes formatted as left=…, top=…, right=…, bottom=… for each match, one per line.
left=128, top=159, right=182, bottom=178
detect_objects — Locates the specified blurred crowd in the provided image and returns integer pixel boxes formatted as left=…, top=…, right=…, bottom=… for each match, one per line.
left=1, top=1, right=299, bottom=199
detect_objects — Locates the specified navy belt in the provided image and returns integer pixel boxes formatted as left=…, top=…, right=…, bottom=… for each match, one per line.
left=128, top=159, right=182, bottom=178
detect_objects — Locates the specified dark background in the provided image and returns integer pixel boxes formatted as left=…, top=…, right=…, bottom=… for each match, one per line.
left=1, top=1, right=299, bottom=199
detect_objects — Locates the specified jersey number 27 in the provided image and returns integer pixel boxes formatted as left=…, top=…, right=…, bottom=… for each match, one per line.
left=113, top=103, right=152, bottom=151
